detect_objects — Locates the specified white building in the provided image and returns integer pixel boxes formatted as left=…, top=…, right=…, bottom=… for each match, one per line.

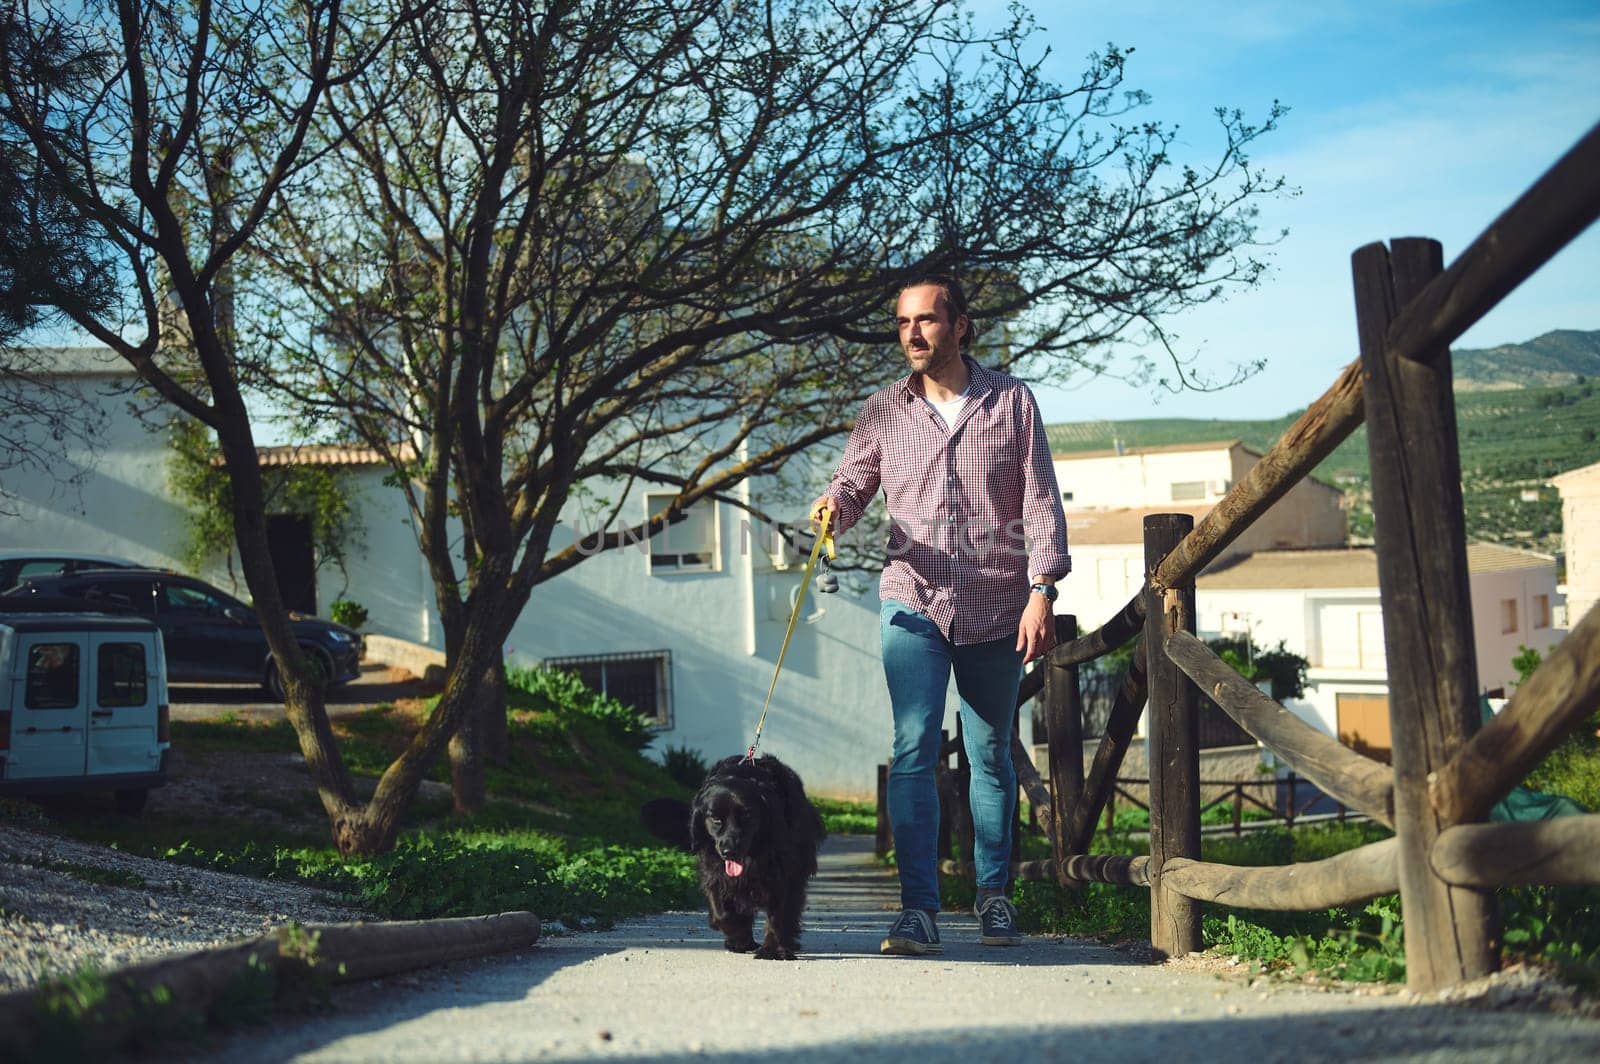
left=0, top=348, right=898, bottom=798
left=1552, top=460, right=1600, bottom=628
left=1194, top=543, right=1563, bottom=758
left=1051, top=440, right=1347, bottom=633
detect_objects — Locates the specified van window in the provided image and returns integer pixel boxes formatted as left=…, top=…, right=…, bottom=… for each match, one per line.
left=97, top=642, right=148, bottom=707
left=26, top=643, right=80, bottom=709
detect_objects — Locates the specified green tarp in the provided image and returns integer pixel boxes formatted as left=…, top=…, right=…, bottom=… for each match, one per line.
left=1481, top=696, right=1588, bottom=822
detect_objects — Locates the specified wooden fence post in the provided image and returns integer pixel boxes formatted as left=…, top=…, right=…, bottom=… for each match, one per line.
left=1047, top=614, right=1084, bottom=885
left=1144, top=513, right=1202, bottom=960
left=1353, top=236, right=1497, bottom=992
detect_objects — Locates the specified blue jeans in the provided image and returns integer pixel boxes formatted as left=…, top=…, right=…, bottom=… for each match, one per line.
left=879, top=599, right=1023, bottom=912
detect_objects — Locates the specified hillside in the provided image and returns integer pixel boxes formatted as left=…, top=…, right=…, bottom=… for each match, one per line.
left=1047, top=374, right=1600, bottom=555
left=1453, top=329, right=1600, bottom=391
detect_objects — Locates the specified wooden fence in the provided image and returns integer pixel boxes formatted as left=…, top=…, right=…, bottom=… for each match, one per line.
left=880, top=119, right=1600, bottom=994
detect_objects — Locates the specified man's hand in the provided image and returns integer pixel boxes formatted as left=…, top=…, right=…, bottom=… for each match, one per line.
left=809, top=494, right=838, bottom=533
left=1016, top=593, right=1054, bottom=664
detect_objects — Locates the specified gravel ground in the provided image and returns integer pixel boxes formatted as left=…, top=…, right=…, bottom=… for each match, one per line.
left=0, top=823, right=365, bottom=991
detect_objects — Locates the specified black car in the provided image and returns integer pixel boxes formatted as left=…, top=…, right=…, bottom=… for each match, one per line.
left=0, top=550, right=140, bottom=591
left=2, top=569, right=362, bottom=700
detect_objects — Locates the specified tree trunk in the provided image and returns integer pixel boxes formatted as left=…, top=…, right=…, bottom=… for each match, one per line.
left=448, top=700, right=486, bottom=815
left=482, top=658, right=509, bottom=764
left=448, top=658, right=508, bottom=814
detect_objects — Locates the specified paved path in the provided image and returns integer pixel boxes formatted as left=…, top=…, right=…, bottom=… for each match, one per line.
left=180, top=836, right=1600, bottom=1063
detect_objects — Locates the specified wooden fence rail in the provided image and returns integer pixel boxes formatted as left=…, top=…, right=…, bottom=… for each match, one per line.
left=921, top=117, right=1600, bottom=994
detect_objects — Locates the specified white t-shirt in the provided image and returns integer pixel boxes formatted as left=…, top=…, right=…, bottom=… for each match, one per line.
left=925, top=387, right=968, bottom=431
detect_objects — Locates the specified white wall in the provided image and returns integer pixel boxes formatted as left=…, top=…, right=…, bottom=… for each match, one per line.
left=0, top=369, right=189, bottom=572
left=1469, top=566, right=1563, bottom=693
left=1555, top=468, right=1600, bottom=627
left=1053, top=448, right=1234, bottom=510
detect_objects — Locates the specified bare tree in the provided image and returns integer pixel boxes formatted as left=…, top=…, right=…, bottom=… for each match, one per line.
left=0, top=0, right=430, bottom=854
left=0, top=5, right=119, bottom=507
left=245, top=0, right=1285, bottom=815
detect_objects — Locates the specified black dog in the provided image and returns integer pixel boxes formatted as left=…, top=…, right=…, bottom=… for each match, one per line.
left=642, top=754, right=825, bottom=960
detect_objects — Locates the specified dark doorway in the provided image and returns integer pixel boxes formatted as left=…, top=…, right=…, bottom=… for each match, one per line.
left=267, top=513, right=317, bottom=615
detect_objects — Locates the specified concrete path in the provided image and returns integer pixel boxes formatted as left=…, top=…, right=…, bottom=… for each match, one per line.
left=178, top=836, right=1600, bottom=1063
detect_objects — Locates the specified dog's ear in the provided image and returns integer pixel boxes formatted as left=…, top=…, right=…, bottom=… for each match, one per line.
left=687, top=793, right=714, bottom=854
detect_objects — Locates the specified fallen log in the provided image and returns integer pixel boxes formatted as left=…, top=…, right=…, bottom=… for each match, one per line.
left=0, top=911, right=540, bottom=1059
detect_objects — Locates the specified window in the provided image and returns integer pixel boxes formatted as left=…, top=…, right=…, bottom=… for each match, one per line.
left=162, top=582, right=233, bottom=615
left=97, top=643, right=148, bottom=707
left=1170, top=480, right=1206, bottom=502
left=1533, top=594, right=1551, bottom=630
left=1500, top=598, right=1518, bottom=634
left=26, top=643, right=79, bottom=710
left=1060, top=490, right=1074, bottom=503
left=543, top=650, right=673, bottom=729
left=646, top=492, right=718, bottom=572
left=1337, top=692, right=1392, bottom=763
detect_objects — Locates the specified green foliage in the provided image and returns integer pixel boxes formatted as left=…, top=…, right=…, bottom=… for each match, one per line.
left=1207, top=637, right=1309, bottom=701
left=504, top=662, right=652, bottom=752
left=1512, top=643, right=1544, bottom=686
left=158, top=831, right=700, bottom=927
left=167, top=419, right=365, bottom=582
left=327, top=599, right=368, bottom=629
left=1511, top=646, right=1600, bottom=811
left=810, top=797, right=877, bottom=836
left=658, top=744, right=709, bottom=789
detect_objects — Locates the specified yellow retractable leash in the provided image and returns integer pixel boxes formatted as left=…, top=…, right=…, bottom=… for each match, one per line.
left=743, top=508, right=835, bottom=762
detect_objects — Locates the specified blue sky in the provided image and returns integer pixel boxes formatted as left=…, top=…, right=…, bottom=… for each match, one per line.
left=994, top=0, right=1600, bottom=424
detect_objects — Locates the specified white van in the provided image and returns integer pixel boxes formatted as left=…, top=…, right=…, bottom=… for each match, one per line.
left=0, top=611, right=170, bottom=813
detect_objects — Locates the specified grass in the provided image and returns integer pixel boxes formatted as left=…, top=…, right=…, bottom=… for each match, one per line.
left=937, top=793, right=1600, bottom=986
left=811, top=797, right=877, bottom=836
left=27, top=668, right=706, bottom=929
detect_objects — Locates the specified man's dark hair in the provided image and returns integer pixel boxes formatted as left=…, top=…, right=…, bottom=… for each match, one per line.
left=899, top=273, right=974, bottom=352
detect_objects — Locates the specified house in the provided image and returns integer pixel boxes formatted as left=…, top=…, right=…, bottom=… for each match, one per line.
left=0, top=347, right=898, bottom=797
left=1552, top=460, right=1600, bottom=628
left=1194, top=543, right=1563, bottom=759
left=0, top=348, right=191, bottom=572
left=1051, top=440, right=1347, bottom=633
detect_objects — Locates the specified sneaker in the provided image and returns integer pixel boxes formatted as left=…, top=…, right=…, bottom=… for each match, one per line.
left=880, top=909, right=942, bottom=955
left=975, top=895, right=1022, bottom=946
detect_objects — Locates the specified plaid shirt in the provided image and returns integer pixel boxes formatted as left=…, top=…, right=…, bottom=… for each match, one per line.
left=827, top=357, right=1071, bottom=644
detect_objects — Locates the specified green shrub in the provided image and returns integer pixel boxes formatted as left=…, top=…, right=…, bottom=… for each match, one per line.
left=505, top=663, right=652, bottom=752
left=327, top=599, right=369, bottom=629
left=659, top=744, right=709, bottom=790
left=159, top=831, right=700, bottom=927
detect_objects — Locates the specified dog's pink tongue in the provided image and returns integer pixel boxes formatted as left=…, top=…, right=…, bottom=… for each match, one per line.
left=724, top=858, right=744, bottom=877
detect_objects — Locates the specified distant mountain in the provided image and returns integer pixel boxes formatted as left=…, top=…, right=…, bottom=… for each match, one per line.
left=1452, top=329, right=1600, bottom=391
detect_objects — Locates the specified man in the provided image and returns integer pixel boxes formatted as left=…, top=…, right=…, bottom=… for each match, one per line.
left=811, top=274, right=1070, bottom=955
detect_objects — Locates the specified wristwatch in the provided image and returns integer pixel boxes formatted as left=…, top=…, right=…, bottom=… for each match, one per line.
left=1029, top=582, right=1058, bottom=602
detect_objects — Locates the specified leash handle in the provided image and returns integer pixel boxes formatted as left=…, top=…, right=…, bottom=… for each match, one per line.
left=745, top=509, right=834, bottom=761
